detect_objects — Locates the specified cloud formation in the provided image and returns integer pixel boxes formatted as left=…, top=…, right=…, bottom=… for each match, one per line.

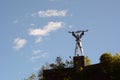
left=13, top=37, right=27, bottom=50
left=38, top=10, right=67, bottom=17
left=30, top=49, right=49, bottom=62
left=31, top=53, right=48, bottom=62
left=32, top=49, right=41, bottom=55
left=35, top=37, right=42, bottom=43
left=29, top=21, right=63, bottom=36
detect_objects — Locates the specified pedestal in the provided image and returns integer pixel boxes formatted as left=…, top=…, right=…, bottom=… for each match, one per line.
left=73, top=56, right=85, bottom=70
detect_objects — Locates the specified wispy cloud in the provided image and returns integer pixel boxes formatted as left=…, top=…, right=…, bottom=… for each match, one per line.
left=13, top=37, right=27, bottom=50
left=31, top=53, right=48, bottom=62
left=29, top=21, right=64, bottom=43
left=32, top=49, right=42, bottom=55
left=30, top=23, right=35, bottom=26
left=29, top=21, right=63, bottom=36
left=31, top=56, right=41, bottom=62
left=35, top=37, right=42, bottom=43
left=31, top=49, right=49, bottom=62
left=38, top=10, right=67, bottom=17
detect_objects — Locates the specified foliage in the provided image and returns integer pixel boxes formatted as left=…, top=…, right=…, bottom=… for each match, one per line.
left=100, top=53, right=120, bottom=80
left=100, top=53, right=113, bottom=64
left=37, top=53, right=120, bottom=80
left=50, top=57, right=65, bottom=69
left=50, top=56, right=91, bottom=69
left=38, top=66, right=45, bottom=80
left=85, top=56, right=91, bottom=66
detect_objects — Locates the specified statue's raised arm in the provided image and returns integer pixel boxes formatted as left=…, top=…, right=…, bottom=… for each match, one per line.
left=68, top=31, right=77, bottom=39
left=79, top=30, right=88, bottom=39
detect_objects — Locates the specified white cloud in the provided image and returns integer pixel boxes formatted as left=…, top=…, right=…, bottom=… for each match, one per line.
left=35, top=37, right=42, bottom=43
left=31, top=53, right=48, bottom=62
left=41, top=53, right=48, bottom=58
left=13, top=37, right=27, bottom=50
left=29, top=21, right=63, bottom=36
left=31, top=55, right=41, bottom=62
left=38, top=10, right=67, bottom=17
left=31, top=49, right=48, bottom=62
left=30, top=23, right=35, bottom=26
left=32, top=49, right=41, bottom=55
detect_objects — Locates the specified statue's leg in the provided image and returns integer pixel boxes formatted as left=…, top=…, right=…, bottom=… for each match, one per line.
left=75, top=43, right=78, bottom=56
left=79, top=41, right=84, bottom=55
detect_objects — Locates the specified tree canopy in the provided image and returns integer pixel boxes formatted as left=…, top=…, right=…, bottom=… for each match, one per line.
left=100, top=53, right=120, bottom=80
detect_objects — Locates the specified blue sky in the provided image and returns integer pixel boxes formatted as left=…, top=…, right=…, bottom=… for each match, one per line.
left=1, top=0, right=120, bottom=80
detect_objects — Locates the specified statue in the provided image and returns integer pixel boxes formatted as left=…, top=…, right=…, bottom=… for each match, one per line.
left=69, top=30, right=88, bottom=56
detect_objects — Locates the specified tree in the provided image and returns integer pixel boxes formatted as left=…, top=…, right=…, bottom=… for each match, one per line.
left=100, top=53, right=113, bottom=64
left=100, top=53, right=113, bottom=71
left=100, top=53, right=120, bottom=80
left=25, top=73, right=37, bottom=80
left=85, top=56, right=91, bottom=66
left=48, top=56, right=91, bottom=69
left=111, top=53, right=120, bottom=80
left=38, top=66, right=45, bottom=80
left=50, top=57, right=65, bottom=69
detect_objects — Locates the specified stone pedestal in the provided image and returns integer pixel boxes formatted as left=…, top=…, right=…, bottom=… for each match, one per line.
left=73, top=56, right=85, bottom=70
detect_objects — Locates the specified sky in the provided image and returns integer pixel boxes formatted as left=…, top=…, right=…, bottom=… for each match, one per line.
left=1, top=0, right=120, bottom=80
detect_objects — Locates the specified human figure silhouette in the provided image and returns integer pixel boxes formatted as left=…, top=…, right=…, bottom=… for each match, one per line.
left=72, top=31, right=85, bottom=56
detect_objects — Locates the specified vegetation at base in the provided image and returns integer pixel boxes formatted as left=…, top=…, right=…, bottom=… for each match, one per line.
left=50, top=56, right=73, bottom=69
left=48, top=56, right=91, bottom=69
left=100, top=53, right=120, bottom=80
left=24, top=73, right=37, bottom=80
left=24, top=53, right=120, bottom=80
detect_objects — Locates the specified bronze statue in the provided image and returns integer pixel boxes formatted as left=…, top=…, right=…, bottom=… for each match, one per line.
left=69, top=30, right=88, bottom=56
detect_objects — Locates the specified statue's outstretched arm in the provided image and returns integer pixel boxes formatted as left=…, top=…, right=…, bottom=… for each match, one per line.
left=72, top=32, right=77, bottom=39
left=79, top=30, right=88, bottom=39
left=80, top=32, right=84, bottom=39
